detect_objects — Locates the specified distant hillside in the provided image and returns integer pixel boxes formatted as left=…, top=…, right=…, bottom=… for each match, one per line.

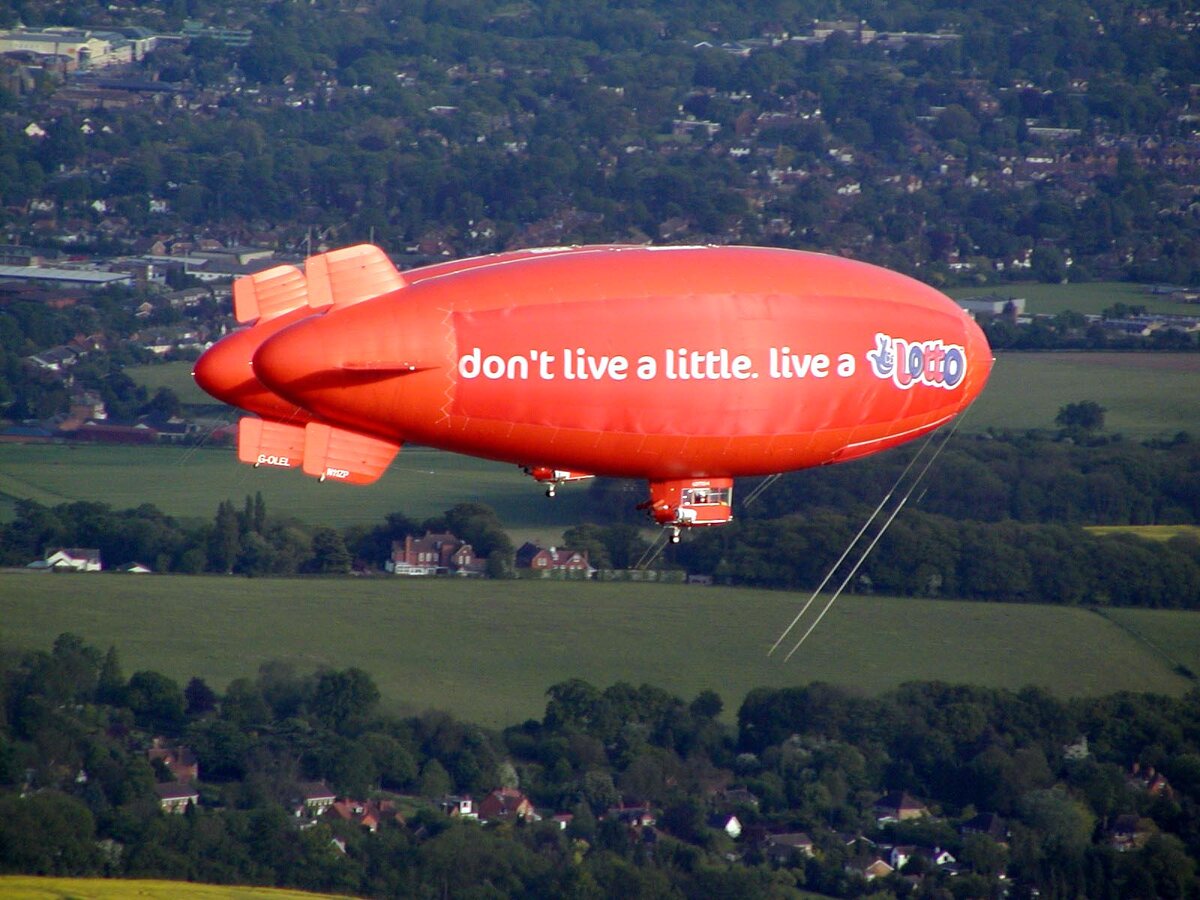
left=1, top=0, right=1197, bottom=281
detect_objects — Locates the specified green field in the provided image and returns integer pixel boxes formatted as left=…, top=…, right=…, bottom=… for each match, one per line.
left=0, top=574, right=1192, bottom=727
left=965, top=351, right=1200, bottom=437
left=0, top=877, right=350, bottom=899
left=949, top=281, right=1190, bottom=316
left=0, top=442, right=592, bottom=538
left=1087, top=525, right=1200, bottom=542
left=126, top=360, right=214, bottom=408
left=1103, top=607, right=1200, bottom=677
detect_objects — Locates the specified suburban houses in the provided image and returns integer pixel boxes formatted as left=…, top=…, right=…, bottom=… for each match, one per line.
left=153, top=781, right=199, bottom=814
left=0, top=7, right=1196, bottom=311
left=342, top=785, right=984, bottom=887
left=78, top=735, right=1020, bottom=889
left=514, top=543, right=593, bottom=577
left=146, top=738, right=198, bottom=783
left=873, top=790, right=931, bottom=824
left=383, top=536, right=599, bottom=578
left=384, top=532, right=483, bottom=577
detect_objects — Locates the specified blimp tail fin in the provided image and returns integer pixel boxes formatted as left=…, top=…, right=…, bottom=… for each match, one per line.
left=233, top=264, right=309, bottom=324
left=237, top=416, right=306, bottom=469
left=302, top=421, right=400, bottom=485
left=306, top=244, right=406, bottom=311
left=231, top=244, right=404, bottom=324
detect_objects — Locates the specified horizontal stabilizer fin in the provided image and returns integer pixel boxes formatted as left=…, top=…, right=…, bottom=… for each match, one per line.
left=233, top=265, right=309, bottom=324
left=237, top=417, right=306, bottom=468
left=305, top=244, right=406, bottom=311
left=302, top=422, right=401, bottom=485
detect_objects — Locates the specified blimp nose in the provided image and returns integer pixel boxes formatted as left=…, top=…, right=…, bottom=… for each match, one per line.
left=252, top=312, right=354, bottom=410
left=960, top=315, right=994, bottom=406
left=194, top=322, right=313, bottom=421
left=193, top=333, right=254, bottom=407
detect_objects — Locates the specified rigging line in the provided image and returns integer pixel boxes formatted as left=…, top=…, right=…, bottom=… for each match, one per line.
left=634, top=529, right=670, bottom=570
left=782, top=409, right=972, bottom=662
left=174, top=402, right=222, bottom=465
left=766, top=486, right=891, bottom=657
left=742, top=472, right=782, bottom=508
left=175, top=418, right=223, bottom=465
left=635, top=528, right=672, bottom=570
left=767, top=432, right=938, bottom=657
left=782, top=491, right=912, bottom=662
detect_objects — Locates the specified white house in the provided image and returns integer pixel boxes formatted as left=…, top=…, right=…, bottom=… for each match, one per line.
left=294, top=781, right=336, bottom=817
left=709, top=813, right=742, bottom=839
left=154, top=781, right=199, bottom=813
left=30, top=548, right=102, bottom=572
left=439, top=795, right=478, bottom=819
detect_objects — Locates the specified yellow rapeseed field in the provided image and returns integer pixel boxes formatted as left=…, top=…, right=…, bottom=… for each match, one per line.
left=0, top=876, right=355, bottom=900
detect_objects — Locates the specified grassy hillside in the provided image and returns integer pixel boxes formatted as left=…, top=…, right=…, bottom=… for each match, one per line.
left=965, top=351, right=1200, bottom=438
left=0, top=574, right=1192, bottom=727
left=0, top=442, right=592, bottom=535
left=1103, top=608, right=1200, bottom=679
left=0, top=877, right=351, bottom=899
left=126, top=360, right=214, bottom=408
left=947, top=281, right=1187, bottom=316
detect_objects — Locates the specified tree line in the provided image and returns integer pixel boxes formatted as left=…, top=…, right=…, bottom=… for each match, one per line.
left=728, top=430, right=1200, bottom=528
left=982, top=311, right=1200, bottom=354
left=678, top=510, right=1200, bottom=608
left=676, top=429, right=1200, bottom=607
left=4, top=426, right=1200, bottom=608
left=0, top=495, right=515, bottom=577
left=3, top=634, right=1200, bottom=897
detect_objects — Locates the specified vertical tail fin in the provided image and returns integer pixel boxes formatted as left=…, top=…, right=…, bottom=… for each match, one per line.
left=232, top=265, right=308, bottom=324
left=305, top=244, right=406, bottom=310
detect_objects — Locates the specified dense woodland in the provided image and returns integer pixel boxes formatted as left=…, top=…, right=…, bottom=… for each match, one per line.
left=2, top=634, right=1200, bottom=898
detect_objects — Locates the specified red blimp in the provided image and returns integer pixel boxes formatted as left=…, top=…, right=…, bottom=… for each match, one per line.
left=195, top=244, right=992, bottom=538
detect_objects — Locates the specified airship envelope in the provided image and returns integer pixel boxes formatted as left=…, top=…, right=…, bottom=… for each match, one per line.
left=196, top=244, right=992, bottom=535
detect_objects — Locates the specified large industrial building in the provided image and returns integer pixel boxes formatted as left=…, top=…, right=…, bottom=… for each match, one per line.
left=0, top=27, right=157, bottom=70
